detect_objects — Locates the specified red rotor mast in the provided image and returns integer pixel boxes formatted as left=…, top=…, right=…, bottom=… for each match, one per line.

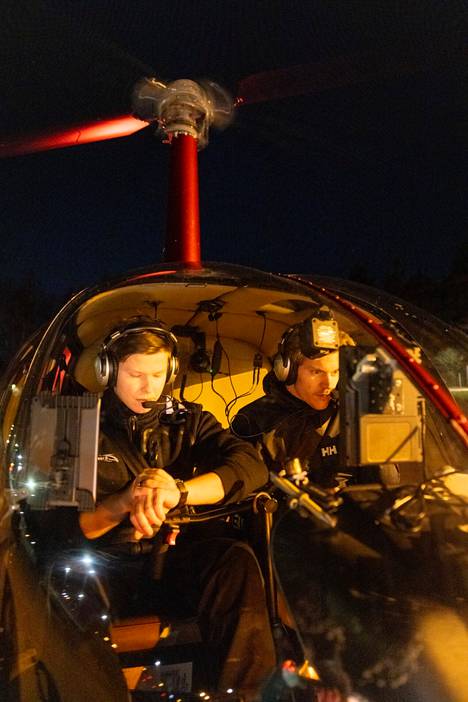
left=0, top=76, right=234, bottom=269
left=133, top=78, right=233, bottom=267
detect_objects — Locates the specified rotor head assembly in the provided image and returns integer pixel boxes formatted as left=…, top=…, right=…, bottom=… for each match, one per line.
left=133, top=77, right=234, bottom=148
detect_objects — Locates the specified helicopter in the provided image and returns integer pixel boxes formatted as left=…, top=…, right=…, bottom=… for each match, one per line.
left=1, top=4, right=468, bottom=701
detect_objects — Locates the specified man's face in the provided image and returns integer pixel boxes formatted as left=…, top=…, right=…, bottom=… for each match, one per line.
left=287, top=351, right=339, bottom=410
left=114, top=351, right=170, bottom=414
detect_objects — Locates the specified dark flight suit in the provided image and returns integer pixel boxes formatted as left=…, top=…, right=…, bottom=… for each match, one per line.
left=93, top=390, right=276, bottom=696
left=232, top=372, right=399, bottom=487
left=231, top=372, right=342, bottom=486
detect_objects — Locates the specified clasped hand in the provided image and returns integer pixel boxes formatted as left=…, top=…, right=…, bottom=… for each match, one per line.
left=129, top=468, right=181, bottom=539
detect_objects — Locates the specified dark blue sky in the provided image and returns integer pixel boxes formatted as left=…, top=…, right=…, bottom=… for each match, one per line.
left=1, top=0, right=467, bottom=296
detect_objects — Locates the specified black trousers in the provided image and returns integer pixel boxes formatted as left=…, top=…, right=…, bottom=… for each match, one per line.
left=106, top=536, right=277, bottom=696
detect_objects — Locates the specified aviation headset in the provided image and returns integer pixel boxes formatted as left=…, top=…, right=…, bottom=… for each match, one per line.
left=94, top=319, right=179, bottom=388
left=273, top=306, right=339, bottom=385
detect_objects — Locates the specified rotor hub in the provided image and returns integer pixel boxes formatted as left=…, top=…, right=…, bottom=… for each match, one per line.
left=133, top=77, right=234, bottom=149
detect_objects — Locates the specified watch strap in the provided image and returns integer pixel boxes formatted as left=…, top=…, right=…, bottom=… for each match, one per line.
left=175, top=479, right=188, bottom=509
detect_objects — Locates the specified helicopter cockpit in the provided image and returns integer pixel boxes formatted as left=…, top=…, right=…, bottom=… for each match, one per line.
left=1, top=263, right=467, bottom=701
left=4, top=263, right=465, bottom=485
left=2, top=2, right=468, bottom=697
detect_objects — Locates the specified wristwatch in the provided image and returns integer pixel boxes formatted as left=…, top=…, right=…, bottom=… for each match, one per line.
left=175, top=479, right=188, bottom=509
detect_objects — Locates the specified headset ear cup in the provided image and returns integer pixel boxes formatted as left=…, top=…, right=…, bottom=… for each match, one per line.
left=96, top=321, right=180, bottom=389
left=166, top=354, right=179, bottom=385
left=273, top=352, right=298, bottom=385
left=94, top=351, right=109, bottom=387
left=107, top=352, right=119, bottom=388
left=94, top=350, right=119, bottom=388
left=189, top=349, right=211, bottom=373
left=273, top=352, right=290, bottom=383
left=285, top=360, right=298, bottom=385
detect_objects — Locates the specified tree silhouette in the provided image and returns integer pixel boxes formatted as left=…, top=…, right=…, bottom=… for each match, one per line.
left=0, top=275, right=63, bottom=373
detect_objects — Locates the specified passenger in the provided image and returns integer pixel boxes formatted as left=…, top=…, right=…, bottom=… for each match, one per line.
left=232, top=307, right=399, bottom=488
left=79, top=318, right=276, bottom=698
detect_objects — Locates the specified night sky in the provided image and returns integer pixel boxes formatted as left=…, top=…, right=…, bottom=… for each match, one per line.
left=1, top=0, right=467, bottom=297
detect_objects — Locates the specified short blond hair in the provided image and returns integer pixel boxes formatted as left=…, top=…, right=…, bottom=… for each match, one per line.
left=112, top=330, right=173, bottom=363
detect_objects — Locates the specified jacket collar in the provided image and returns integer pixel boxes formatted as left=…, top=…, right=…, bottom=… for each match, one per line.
left=101, top=389, right=163, bottom=433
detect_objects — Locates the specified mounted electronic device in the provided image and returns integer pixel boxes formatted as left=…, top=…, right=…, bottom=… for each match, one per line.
left=339, top=345, right=425, bottom=466
left=20, top=392, right=100, bottom=510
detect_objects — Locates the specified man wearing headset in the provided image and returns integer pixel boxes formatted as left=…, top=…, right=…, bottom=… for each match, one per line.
left=232, top=307, right=399, bottom=487
left=232, top=309, right=399, bottom=702
left=78, top=318, right=275, bottom=697
left=231, top=307, right=344, bottom=486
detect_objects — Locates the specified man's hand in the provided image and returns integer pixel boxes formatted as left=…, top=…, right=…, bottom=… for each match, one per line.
left=80, top=468, right=225, bottom=541
left=130, top=468, right=181, bottom=538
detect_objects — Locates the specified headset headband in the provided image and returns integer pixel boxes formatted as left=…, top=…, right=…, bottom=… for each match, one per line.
left=273, top=306, right=339, bottom=384
left=101, top=323, right=178, bottom=355
left=95, top=319, right=179, bottom=388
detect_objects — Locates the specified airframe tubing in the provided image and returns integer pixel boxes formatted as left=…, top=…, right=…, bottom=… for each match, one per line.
left=165, top=133, right=201, bottom=267
left=287, top=274, right=468, bottom=448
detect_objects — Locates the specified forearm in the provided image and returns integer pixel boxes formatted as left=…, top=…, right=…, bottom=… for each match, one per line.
left=193, top=426, right=268, bottom=502
left=80, top=472, right=225, bottom=540
left=185, top=472, right=225, bottom=505
left=79, top=489, right=130, bottom=539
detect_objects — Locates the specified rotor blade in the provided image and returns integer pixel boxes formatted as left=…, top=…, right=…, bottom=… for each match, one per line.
left=235, top=47, right=468, bottom=106
left=0, top=115, right=149, bottom=158
left=0, top=0, right=157, bottom=155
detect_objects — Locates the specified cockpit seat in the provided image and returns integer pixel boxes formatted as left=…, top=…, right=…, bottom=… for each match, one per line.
left=111, top=615, right=204, bottom=692
left=110, top=614, right=203, bottom=653
left=110, top=614, right=163, bottom=652
left=73, top=343, right=103, bottom=393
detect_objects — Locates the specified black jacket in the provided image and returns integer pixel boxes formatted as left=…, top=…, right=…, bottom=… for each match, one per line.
left=231, top=372, right=340, bottom=485
left=97, top=390, right=268, bottom=504
left=29, top=391, right=268, bottom=558
left=89, top=391, right=268, bottom=547
left=232, top=373, right=400, bottom=489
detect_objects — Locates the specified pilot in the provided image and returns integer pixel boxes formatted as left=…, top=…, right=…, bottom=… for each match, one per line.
left=232, top=307, right=399, bottom=488
left=79, top=318, right=275, bottom=697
